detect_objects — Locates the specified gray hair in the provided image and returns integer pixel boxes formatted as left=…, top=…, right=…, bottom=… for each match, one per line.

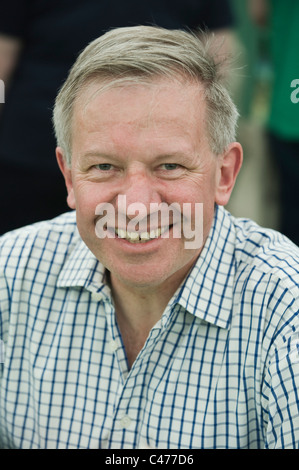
left=53, top=26, right=239, bottom=166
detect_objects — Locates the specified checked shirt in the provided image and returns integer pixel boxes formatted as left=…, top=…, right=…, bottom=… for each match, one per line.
left=0, top=206, right=298, bottom=448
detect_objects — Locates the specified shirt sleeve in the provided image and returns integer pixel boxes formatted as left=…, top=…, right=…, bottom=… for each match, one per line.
left=0, top=0, right=29, bottom=38
left=262, top=332, right=299, bottom=448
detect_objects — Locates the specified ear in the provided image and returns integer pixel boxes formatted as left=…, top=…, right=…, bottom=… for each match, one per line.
left=215, top=142, right=243, bottom=206
left=56, top=147, right=76, bottom=209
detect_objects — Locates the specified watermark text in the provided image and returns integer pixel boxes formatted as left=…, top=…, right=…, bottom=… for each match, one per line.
left=290, top=79, right=299, bottom=104
left=95, top=195, right=203, bottom=249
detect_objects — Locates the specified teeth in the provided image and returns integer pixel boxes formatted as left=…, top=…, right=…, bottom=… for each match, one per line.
left=117, top=229, right=127, bottom=239
left=115, top=226, right=169, bottom=243
left=140, top=232, right=151, bottom=240
left=127, top=231, right=139, bottom=240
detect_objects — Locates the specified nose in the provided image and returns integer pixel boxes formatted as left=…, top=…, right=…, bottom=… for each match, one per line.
left=117, top=166, right=162, bottom=221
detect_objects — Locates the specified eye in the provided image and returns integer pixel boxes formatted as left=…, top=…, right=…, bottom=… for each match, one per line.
left=156, top=162, right=185, bottom=179
left=95, top=163, right=113, bottom=171
left=161, top=163, right=180, bottom=171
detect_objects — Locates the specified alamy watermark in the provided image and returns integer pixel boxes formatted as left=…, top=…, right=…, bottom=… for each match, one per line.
left=95, top=195, right=203, bottom=249
left=0, top=80, right=4, bottom=103
left=290, top=79, right=299, bottom=104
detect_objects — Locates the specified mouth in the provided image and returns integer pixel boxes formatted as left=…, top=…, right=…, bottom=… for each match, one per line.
left=114, top=225, right=170, bottom=243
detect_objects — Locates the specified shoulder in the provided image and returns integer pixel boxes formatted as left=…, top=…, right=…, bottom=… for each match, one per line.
left=232, top=215, right=299, bottom=280
left=0, top=211, right=79, bottom=282
left=221, top=213, right=299, bottom=367
left=231, top=214, right=299, bottom=322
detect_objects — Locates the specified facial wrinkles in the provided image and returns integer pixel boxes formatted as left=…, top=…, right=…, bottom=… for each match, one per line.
left=72, top=80, right=215, bottom=214
left=75, top=79, right=205, bottom=145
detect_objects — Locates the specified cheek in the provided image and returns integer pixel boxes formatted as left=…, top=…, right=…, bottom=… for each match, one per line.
left=177, top=180, right=216, bottom=237
left=74, top=181, right=104, bottom=214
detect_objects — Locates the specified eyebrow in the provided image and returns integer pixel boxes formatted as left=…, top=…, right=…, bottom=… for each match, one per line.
left=154, top=152, right=196, bottom=163
left=79, top=151, right=119, bottom=162
left=78, top=149, right=199, bottom=167
left=81, top=149, right=195, bottom=158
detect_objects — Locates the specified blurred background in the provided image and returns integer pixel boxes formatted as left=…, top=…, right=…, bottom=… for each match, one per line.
left=0, top=0, right=298, bottom=245
left=226, top=0, right=299, bottom=246
left=227, top=0, right=277, bottom=230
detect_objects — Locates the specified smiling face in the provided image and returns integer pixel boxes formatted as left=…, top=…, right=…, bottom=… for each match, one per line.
left=57, top=78, right=242, bottom=291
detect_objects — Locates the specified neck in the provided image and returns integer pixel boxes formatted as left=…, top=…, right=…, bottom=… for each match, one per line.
left=111, top=277, right=175, bottom=368
left=110, top=275, right=176, bottom=332
left=109, top=267, right=193, bottom=368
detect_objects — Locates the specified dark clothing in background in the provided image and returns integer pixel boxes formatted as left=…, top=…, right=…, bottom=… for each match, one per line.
left=268, top=133, right=299, bottom=246
left=0, top=0, right=234, bottom=234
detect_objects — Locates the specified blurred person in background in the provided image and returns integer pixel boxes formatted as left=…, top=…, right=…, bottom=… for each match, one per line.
left=0, top=0, right=234, bottom=235
left=249, top=0, right=299, bottom=246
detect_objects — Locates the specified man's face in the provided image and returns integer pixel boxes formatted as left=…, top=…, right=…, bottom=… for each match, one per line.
left=58, top=79, right=239, bottom=291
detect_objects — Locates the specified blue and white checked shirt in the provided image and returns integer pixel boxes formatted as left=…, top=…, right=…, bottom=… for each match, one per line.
left=0, top=206, right=298, bottom=449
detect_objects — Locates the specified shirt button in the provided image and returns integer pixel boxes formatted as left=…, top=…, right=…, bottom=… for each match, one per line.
left=120, top=415, right=132, bottom=428
left=91, top=291, right=103, bottom=302
left=109, top=340, right=118, bottom=353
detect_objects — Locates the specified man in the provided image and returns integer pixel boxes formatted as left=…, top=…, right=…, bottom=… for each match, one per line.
left=0, top=0, right=235, bottom=234
left=0, top=26, right=298, bottom=449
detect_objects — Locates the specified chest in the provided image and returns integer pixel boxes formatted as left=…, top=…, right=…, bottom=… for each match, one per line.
left=1, top=308, right=264, bottom=449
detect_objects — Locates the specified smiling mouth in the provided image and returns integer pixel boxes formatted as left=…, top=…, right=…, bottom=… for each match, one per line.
left=114, top=225, right=170, bottom=243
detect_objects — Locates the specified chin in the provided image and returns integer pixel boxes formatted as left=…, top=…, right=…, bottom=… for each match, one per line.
left=111, top=266, right=169, bottom=289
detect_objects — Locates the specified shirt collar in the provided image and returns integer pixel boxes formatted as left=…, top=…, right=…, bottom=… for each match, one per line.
left=56, top=233, right=109, bottom=296
left=175, top=205, right=236, bottom=329
left=57, top=206, right=236, bottom=328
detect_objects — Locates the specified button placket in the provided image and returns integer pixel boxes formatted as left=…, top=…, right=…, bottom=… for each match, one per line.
left=109, top=339, right=118, bottom=353
left=107, top=325, right=165, bottom=447
left=119, top=414, right=132, bottom=429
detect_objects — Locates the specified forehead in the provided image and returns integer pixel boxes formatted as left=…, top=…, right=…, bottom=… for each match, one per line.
left=71, top=78, right=209, bottom=154
left=74, top=77, right=205, bottom=121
